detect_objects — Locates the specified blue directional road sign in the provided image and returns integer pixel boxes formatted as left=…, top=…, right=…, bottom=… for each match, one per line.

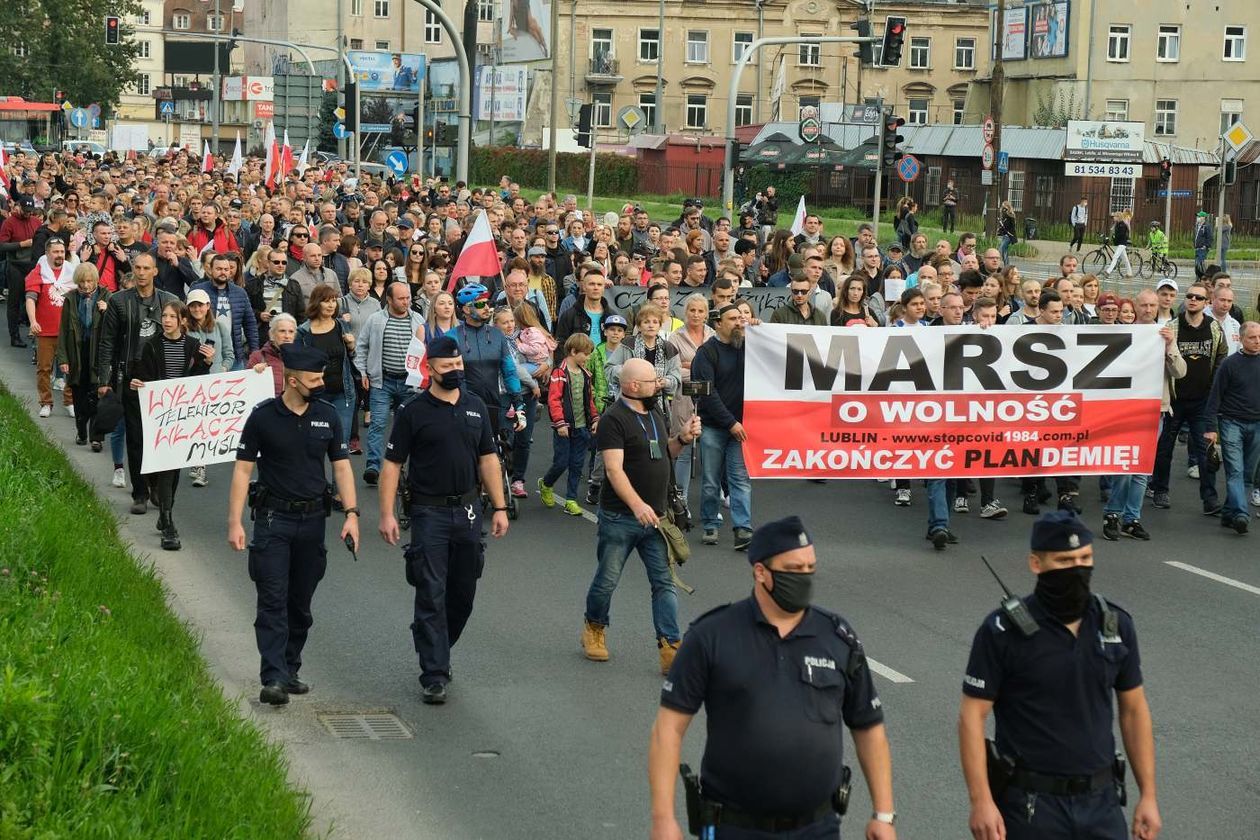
left=332, top=122, right=351, bottom=140
left=69, top=108, right=89, bottom=129
left=386, top=150, right=409, bottom=175
left=896, top=154, right=921, bottom=183
left=997, top=151, right=1010, bottom=174
left=159, top=100, right=175, bottom=115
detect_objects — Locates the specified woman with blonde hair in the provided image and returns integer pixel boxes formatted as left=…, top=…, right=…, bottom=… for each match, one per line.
left=55, top=262, right=111, bottom=447
left=667, top=292, right=714, bottom=496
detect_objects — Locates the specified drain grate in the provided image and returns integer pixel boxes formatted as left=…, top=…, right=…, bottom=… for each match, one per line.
left=317, top=712, right=413, bottom=740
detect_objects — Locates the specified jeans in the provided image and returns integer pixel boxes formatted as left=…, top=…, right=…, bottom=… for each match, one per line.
left=926, top=479, right=953, bottom=531
left=1219, top=417, right=1260, bottom=522
left=544, top=426, right=591, bottom=500
left=999, top=234, right=1015, bottom=265
left=324, top=391, right=354, bottom=447
left=1151, top=399, right=1217, bottom=501
left=1103, top=474, right=1148, bottom=523
left=510, top=391, right=538, bottom=483
left=109, top=417, right=126, bottom=466
left=366, top=374, right=412, bottom=471
left=673, top=441, right=694, bottom=498
left=585, top=509, right=679, bottom=642
left=699, top=425, right=751, bottom=531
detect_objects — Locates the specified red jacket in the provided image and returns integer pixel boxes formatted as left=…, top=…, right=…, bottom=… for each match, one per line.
left=547, top=361, right=599, bottom=431
left=187, top=220, right=240, bottom=256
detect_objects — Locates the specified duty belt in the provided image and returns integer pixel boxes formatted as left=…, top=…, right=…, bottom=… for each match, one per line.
left=705, top=802, right=835, bottom=833
left=412, top=490, right=479, bottom=507
left=1010, top=766, right=1113, bottom=796
left=259, top=496, right=325, bottom=514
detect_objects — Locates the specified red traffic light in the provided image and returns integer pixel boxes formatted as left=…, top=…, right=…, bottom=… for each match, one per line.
left=889, top=22, right=904, bottom=36
left=105, top=15, right=120, bottom=45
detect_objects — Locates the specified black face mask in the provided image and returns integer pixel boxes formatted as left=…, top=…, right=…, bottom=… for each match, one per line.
left=1035, top=565, right=1093, bottom=624
left=434, top=369, right=464, bottom=390
left=296, top=383, right=325, bottom=403
left=762, top=569, right=814, bottom=614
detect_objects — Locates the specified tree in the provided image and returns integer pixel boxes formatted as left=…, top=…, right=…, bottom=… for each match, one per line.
left=1032, top=88, right=1087, bottom=128
left=0, top=0, right=142, bottom=113
left=317, top=91, right=339, bottom=153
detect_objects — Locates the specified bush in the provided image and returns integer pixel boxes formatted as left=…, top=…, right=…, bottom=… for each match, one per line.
left=470, top=146, right=639, bottom=195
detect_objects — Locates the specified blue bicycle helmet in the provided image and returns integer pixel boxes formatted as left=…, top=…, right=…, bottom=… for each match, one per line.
left=455, top=283, right=489, bottom=305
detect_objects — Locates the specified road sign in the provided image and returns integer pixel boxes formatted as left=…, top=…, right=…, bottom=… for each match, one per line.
left=897, top=154, right=921, bottom=182
left=1156, top=189, right=1193, bottom=199
left=385, top=150, right=409, bottom=175
left=159, top=100, right=175, bottom=115
left=980, top=169, right=994, bottom=186
left=69, top=108, right=90, bottom=129
left=997, top=151, right=1009, bottom=174
left=1223, top=121, right=1253, bottom=153
left=981, top=142, right=995, bottom=170
left=334, top=107, right=346, bottom=121
left=982, top=115, right=995, bottom=144
left=87, top=103, right=102, bottom=119
left=332, top=122, right=352, bottom=140
left=617, top=105, right=646, bottom=133
left=1063, top=161, right=1141, bottom=179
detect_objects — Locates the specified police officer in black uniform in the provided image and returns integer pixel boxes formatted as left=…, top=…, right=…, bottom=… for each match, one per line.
left=377, top=335, right=510, bottom=705
left=648, top=516, right=897, bottom=840
left=959, top=511, right=1162, bottom=840
left=227, top=344, right=360, bottom=706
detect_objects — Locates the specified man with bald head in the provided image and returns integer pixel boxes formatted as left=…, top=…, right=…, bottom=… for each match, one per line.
left=283, top=242, right=340, bottom=323
left=582, top=356, right=701, bottom=670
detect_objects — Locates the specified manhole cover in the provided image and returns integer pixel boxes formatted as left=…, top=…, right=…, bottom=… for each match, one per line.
left=318, top=712, right=413, bottom=740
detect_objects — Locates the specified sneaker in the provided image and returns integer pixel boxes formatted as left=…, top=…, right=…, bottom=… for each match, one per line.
left=1187, top=464, right=1200, bottom=480
left=1145, top=486, right=1155, bottom=500
left=979, top=501, right=1008, bottom=519
left=259, top=683, right=290, bottom=706
left=702, top=529, right=718, bottom=546
left=733, top=527, right=753, bottom=551
left=1231, top=515, right=1249, bottom=535
left=658, top=638, right=680, bottom=675
left=189, top=465, right=207, bottom=487
left=953, top=496, right=969, bottom=514
left=348, top=437, right=363, bottom=455
left=944, top=529, right=959, bottom=544
left=1022, top=495, right=1039, bottom=515
left=362, top=468, right=379, bottom=486
left=510, top=480, right=527, bottom=498
left=581, top=620, right=610, bottom=661
left=562, top=499, right=584, bottom=516
left=420, top=682, right=448, bottom=705
left=1121, top=520, right=1151, bottom=541
left=1251, top=489, right=1260, bottom=508
left=38, top=405, right=51, bottom=418
left=1057, top=493, right=1082, bottom=514
left=928, top=528, right=949, bottom=551
left=894, top=489, right=911, bottom=506
left=129, top=498, right=147, bottom=515
left=584, top=483, right=601, bottom=506
left=537, top=478, right=555, bottom=507
left=74, top=435, right=87, bottom=446
left=1102, top=513, right=1121, bottom=542
left=1203, top=499, right=1223, bottom=516
left=52, top=376, right=65, bottom=392
left=722, top=492, right=730, bottom=509
left=112, top=467, right=126, bottom=488
left=1152, top=491, right=1171, bottom=509
left=65, top=405, right=75, bottom=418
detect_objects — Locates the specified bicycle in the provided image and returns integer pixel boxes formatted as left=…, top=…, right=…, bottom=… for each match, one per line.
left=1137, top=250, right=1178, bottom=281
left=1084, top=235, right=1114, bottom=273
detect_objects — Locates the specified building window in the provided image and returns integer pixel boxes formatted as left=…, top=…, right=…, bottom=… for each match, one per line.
left=425, top=1, right=441, bottom=44
left=1109, top=176, right=1134, bottom=214
left=1008, top=171, right=1025, bottom=212
left=1224, top=26, right=1247, bottom=60
left=206, top=13, right=224, bottom=31
left=375, top=40, right=390, bottom=50
left=592, top=28, right=613, bottom=64
left=374, top=0, right=389, bottom=17
left=638, top=92, right=656, bottom=128
left=137, top=10, right=151, bottom=25
left=685, top=94, right=707, bottom=128
left=478, top=0, right=495, bottom=22
left=1104, top=99, right=1128, bottom=121
left=952, top=99, right=965, bottom=125
left=136, top=73, right=151, bottom=96
left=137, top=39, right=151, bottom=59
left=349, top=38, right=364, bottom=50
left=351, top=0, right=363, bottom=15
left=735, top=94, right=753, bottom=127
left=925, top=166, right=941, bottom=205
left=172, top=11, right=190, bottom=30
left=639, top=29, right=659, bottom=63
left=1154, top=99, right=1177, bottom=135
left=1156, top=25, right=1180, bottom=61
left=11, top=44, right=26, bottom=58
left=909, top=37, right=930, bottom=69
left=733, top=32, right=753, bottom=63
left=1221, top=100, right=1243, bottom=136
left=907, top=97, right=929, bottom=125
left=1107, top=25, right=1130, bottom=62
left=593, top=92, right=612, bottom=128
left=686, top=31, right=709, bottom=64
left=799, top=37, right=821, bottom=67
left=954, top=37, right=975, bottom=70
left=798, top=95, right=820, bottom=112
left=1035, top=175, right=1055, bottom=209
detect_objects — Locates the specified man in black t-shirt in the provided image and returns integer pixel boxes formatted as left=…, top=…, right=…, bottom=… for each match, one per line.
left=582, top=358, right=701, bottom=674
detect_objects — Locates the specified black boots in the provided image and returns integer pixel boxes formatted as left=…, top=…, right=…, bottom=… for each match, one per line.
left=158, top=508, right=181, bottom=551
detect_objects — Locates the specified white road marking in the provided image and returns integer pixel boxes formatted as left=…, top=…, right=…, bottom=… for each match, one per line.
left=1166, top=561, right=1260, bottom=597
left=553, top=495, right=600, bottom=524
left=867, top=658, right=915, bottom=684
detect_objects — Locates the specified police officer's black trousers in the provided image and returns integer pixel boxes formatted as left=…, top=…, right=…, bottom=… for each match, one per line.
left=708, top=813, right=840, bottom=839
left=248, top=510, right=328, bottom=686
left=121, top=385, right=149, bottom=503
left=405, top=505, right=486, bottom=687
left=999, top=785, right=1127, bottom=839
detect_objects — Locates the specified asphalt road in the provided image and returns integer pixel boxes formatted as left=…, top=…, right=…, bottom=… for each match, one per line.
left=3, top=343, right=1258, bottom=839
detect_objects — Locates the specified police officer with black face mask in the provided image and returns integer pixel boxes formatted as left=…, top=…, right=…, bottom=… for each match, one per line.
left=959, top=511, right=1162, bottom=840
left=648, top=516, right=897, bottom=840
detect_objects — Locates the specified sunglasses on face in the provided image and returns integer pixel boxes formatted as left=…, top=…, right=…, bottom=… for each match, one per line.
left=791, top=289, right=810, bottom=296
left=1186, top=293, right=1207, bottom=301
left=470, top=300, right=491, bottom=309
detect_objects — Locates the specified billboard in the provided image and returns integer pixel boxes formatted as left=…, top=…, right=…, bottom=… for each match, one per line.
left=1030, top=1, right=1070, bottom=58
left=999, top=6, right=1028, bottom=61
left=1066, top=120, right=1146, bottom=163
left=359, top=95, right=417, bottom=134
left=475, top=65, right=528, bottom=122
left=348, top=50, right=427, bottom=94
left=500, top=0, right=552, bottom=63
left=221, top=76, right=274, bottom=102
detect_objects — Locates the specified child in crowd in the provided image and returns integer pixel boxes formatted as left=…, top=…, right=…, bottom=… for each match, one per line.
left=539, top=333, right=599, bottom=517
left=588, top=313, right=631, bottom=503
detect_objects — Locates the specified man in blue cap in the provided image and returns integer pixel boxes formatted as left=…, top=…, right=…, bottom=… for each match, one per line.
left=648, top=515, right=897, bottom=840
left=227, top=342, right=360, bottom=706
left=959, top=510, right=1162, bottom=840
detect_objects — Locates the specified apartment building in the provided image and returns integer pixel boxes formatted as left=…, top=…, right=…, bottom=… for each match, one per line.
left=967, top=0, right=1256, bottom=152
left=113, top=0, right=170, bottom=142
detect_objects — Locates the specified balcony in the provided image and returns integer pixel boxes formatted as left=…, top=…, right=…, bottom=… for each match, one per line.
left=585, top=56, right=623, bottom=86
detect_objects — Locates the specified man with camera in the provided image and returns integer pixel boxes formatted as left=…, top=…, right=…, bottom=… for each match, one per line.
left=581, top=357, right=701, bottom=674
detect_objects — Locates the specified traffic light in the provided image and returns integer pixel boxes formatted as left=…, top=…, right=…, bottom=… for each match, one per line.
left=344, top=79, right=359, bottom=136
left=1159, top=158, right=1172, bottom=182
left=576, top=104, right=593, bottom=149
left=390, top=117, right=404, bottom=147
left=434, top=122, right=449, bottom=144
left=105, top=15, right=120, bottom=45
left=850, top=19, right=874, bottom=66
left=882, top=113, right=905, bottom=168
left=880, top=16, right=906, bottom=66
left=1224, top=159, right=1237, bottom=185
left=424, top=126, right=434, bottom=144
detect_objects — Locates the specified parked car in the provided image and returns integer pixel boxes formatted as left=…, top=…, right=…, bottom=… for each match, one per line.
left=61, top=140, right=107, bottom=157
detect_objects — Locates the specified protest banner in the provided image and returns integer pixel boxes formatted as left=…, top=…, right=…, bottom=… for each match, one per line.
left=140, top=370, right=274, bottom=473
left=743, top=323, right=1164, bottom=479
left=607, top=285, right=790, bottom=321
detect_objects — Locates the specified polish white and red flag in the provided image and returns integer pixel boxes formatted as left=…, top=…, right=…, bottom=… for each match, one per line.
left=226, top=132, right=243, bottom=176
left=262, top=121, right=277, bottom=187
left=445, top=209, right=500, bottom=292
left=200, top=141, right=214, bottom=173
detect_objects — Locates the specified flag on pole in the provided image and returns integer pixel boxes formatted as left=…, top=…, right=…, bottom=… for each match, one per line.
left=445, top=210, right=500, bottom=292
left=262, top=121, right=277, bottom=188
left=0, top=143, right=8, bottom=196
left=770, top=56, right=787, bottom=122
left=200, top=140, right=214, bottom=173
left=296, top=138, right=311, bottom=176
left=226, top=132, right=243, bottom=176
left=278, top=130, right=294, bottom=182
left=789, top=195, right=807, bottom=236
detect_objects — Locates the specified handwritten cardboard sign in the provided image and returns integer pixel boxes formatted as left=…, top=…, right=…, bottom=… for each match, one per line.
left=139, top=370, right=274, bottom=473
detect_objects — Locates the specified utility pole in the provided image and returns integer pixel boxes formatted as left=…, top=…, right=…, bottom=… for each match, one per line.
left=872, top=111, right=885, bottom=236
left=1216, top=138, right=1229, bottom=266
left=211, top=0, right=222, bottom=151
left=987, top=0, right=1005, bottom=240
left=547, top=0, right=560, bottom=190
left=654, top=0, right=666, bottom=132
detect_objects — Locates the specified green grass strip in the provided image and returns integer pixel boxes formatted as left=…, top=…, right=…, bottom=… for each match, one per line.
left=0, top=384, right=312, bottom=839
